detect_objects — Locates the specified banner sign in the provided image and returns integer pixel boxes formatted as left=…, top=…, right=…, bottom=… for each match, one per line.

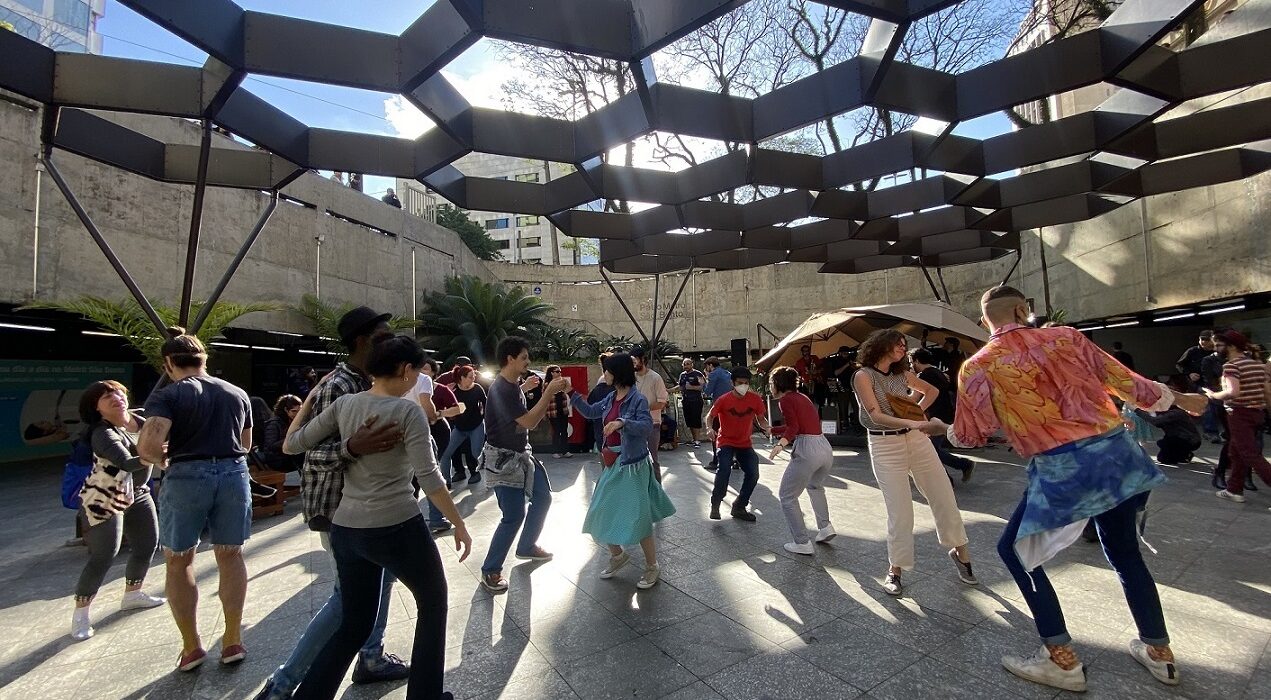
left=0, top=360, right=133, bottom=463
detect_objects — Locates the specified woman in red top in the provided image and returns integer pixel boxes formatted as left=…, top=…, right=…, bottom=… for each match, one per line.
left=768, top=366, right=837, bottom=555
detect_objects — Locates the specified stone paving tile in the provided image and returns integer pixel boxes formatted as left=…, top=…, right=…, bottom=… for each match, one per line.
left=3, top=441, right=1269, bottom=699
left=645, top=610, right=776, bottom=677
left=716, top=589, right=837, bottom=644
left=703, top=648, right=865, bottom=699
left=869, top=655, right=1029, bottom=700
left=780, top=617, right=923, bottom=690
left=557, top=638, right=699, bottom=700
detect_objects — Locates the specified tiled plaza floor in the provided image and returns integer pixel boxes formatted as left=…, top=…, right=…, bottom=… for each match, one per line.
left=1, top=439, right=1269, bottom=699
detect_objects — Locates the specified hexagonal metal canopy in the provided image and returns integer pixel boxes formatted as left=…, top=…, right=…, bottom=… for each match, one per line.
left=1, top=0, right=1268, bottom=275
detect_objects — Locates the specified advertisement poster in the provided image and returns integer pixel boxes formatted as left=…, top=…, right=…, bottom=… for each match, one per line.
left=0, top=360, right=133, bottom=463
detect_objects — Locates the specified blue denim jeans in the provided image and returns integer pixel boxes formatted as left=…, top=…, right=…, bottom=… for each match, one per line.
left=711, top=446, right=759, bottom=508
left=270, top=532, right=394, bottom=695
left=997, top=491, right=1168, bottom=646
left=481, top=464, right=552, bottom=576
left=157, top=456, right=251, bottom=551
left=429, top=424, right=485, bottom=525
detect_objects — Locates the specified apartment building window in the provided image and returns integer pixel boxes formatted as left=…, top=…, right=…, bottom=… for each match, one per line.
left=496, top=240, right=511, bottom=250
left=516, top=215, right=540, bottom=227
left=514, top=173, right=540, bottom=183
left=522, top=237, right=542, bottom=247
left=485, top=218, right=509, bottom=230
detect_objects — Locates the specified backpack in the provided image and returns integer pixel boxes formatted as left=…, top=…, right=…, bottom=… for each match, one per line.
left=61, top=436, right=95, bottom=510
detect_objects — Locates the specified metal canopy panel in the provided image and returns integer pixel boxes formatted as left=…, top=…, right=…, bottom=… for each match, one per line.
left=639, top=229, right=740, bottom=256
left=0, top=31, right=55, bottom=103
left=1, top=0, right=1265, bottom=278
left=484, top=0, right=634, bottom=59
left=53, top=55, right=204, bottom=117
left=400, top=1, right=481, bottom=91
left=119, top=0, right=245, bottom=66
left=54, top=109, right=166, bottom=181
left=243, top=12, right=401, bottom=91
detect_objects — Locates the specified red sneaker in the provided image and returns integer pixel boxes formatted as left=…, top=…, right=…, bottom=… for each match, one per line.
left=220, top=644, right=247, bottom=665
left=176, top=647, right=206, bottom=672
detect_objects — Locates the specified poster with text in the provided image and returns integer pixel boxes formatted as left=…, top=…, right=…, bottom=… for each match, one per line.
left=0, top=360, right=133, bottom=463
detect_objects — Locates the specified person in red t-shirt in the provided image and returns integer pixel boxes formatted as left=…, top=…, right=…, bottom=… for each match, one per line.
left=768, top=366, right=836, bottom=555
left=705, top=367, right=771, bottom=522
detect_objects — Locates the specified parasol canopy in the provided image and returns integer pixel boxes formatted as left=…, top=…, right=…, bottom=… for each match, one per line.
left=755, top=302, right=988, bottom=373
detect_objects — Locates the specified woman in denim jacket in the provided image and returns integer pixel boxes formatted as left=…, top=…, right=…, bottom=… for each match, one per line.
left=571, top=352, right=676, bottom=590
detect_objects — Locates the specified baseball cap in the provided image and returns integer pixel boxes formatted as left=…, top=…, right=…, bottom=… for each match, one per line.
left=337, top=306, right=391, bottom=345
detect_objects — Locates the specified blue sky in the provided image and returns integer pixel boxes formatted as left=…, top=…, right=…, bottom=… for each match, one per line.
left=95, top=0, right=1015, bottom=195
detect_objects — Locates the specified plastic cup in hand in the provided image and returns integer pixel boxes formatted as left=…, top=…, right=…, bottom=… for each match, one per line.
left=456, top=401, right=467, bottom=414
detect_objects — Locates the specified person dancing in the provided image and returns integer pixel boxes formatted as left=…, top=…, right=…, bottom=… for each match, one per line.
left=950, top=286, right=1207, bottom=692
left=69, top=380, right=165, bottom=640
left=852, top=330, right=977, bottom=597
left=571, top=353, right=676, bottom=589
left=284, top=335, right=470, bottom=700
left=767, top=367, right=836, bottom=555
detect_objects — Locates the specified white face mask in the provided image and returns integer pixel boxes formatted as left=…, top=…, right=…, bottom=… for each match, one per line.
left=734, top=384, right=749, bottom=396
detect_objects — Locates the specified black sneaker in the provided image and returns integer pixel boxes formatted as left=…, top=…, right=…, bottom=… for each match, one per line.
left=351, top=652, right=410, bottom=684
left=730, top=505, right=756, bottom=522
left=709, top=502, right=721, bottom=520
left=468, top=472, right=482, bottom=485
left=960, top=461, right=975, bottom=483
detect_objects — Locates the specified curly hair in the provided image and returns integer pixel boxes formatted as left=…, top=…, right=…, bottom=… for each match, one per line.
left=273, top=394, right=302, bottom=419
left=770, top=366, right=799, bottom=394
left=857, top=329, right=909, bottom=375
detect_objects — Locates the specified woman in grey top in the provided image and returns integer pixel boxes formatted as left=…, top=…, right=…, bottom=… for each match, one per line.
left=853, top=330, right=976, bottom=597
left=284, top=335, right=470, bottom=700
left=70, top=380, right=166, bottom=641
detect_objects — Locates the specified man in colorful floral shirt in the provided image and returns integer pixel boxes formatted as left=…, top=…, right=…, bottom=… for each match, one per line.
left=949, top=286, right=1206, bottom=694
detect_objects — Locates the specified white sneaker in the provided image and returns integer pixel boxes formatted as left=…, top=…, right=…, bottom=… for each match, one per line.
left=784, top=541, right=815, bottom=556
left=1001, top=646, right=1087, bottom=692
left=1217, top=490, right=1246, bottom=503
left=601, top=552, right=630, bottom=579
left=120, top=590, right=167, bottom=611
left=71, top=608, right=93, bottom=641
left=637, top=565, right=661, bottom=589
left=815, top=525, right=836, bottom=543
left=1129, top=639, right=1180, bottom=686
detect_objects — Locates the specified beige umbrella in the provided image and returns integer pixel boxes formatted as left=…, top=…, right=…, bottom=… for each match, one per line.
left=755, top=302, right=989, bottom=373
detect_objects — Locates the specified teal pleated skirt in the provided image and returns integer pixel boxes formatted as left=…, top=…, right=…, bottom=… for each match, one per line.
left=583, top=456, right=676, bottom=545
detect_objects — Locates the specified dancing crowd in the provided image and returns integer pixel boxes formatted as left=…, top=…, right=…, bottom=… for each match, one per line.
left=61, top=285, right=1270, bottom=698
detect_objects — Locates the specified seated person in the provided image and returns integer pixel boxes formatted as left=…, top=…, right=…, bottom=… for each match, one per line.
left=1136, top=376, right=1203, bottom=465
left=659, top=412, right=678, bottom=450
left=259, top=395, right=305, bottom=472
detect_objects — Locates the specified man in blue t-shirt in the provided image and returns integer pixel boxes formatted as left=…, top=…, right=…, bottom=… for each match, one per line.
left=139, top=328, right=253, bottom=672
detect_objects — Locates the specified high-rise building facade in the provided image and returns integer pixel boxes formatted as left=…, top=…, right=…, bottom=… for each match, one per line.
left=398, top=153, right=590, bottom=265
left=0, top=0, right=103, bottom=53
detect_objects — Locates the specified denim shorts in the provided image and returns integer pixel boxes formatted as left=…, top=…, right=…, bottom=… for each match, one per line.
left=158, top=457, right=252, bottom=551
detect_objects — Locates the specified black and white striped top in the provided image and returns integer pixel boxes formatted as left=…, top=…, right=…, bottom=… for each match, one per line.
left=855, top=367, right=914, bottom=432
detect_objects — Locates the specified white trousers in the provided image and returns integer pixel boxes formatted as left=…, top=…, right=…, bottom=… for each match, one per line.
left=867, top=430, right=968, bottom=570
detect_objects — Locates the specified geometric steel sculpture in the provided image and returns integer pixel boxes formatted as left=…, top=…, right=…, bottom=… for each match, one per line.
left=1, top=0, right=1268, bottom=282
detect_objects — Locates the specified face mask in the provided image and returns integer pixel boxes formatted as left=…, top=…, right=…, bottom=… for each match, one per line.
left=734, top=384, right=749, bottom=396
